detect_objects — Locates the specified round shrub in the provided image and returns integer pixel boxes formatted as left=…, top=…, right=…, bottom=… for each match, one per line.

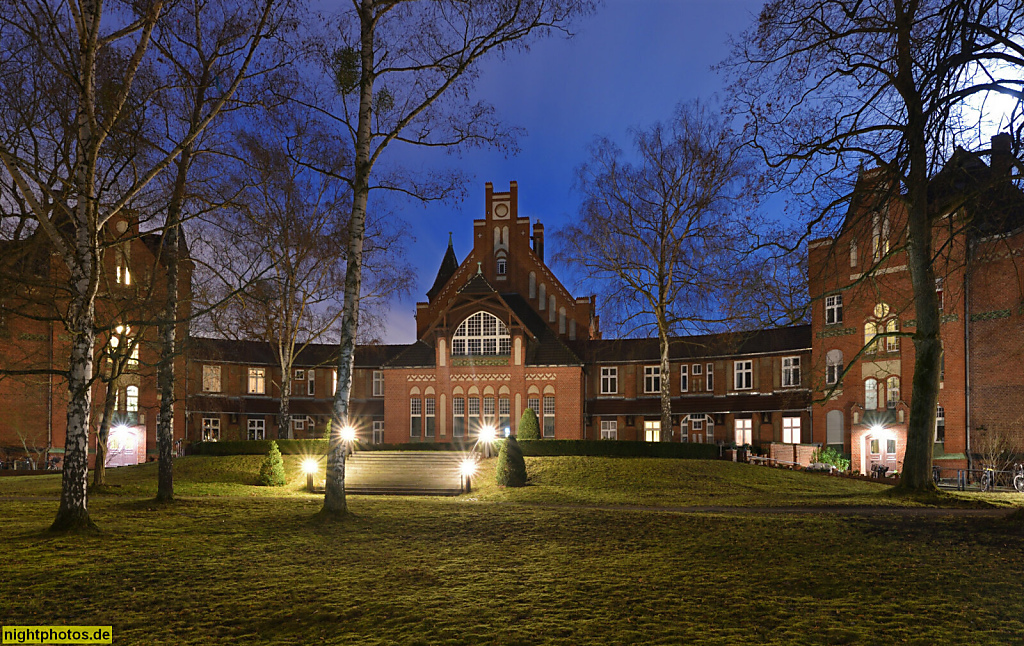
left=258, top=441, right=287, bottom=486
left=495, top=436, right=528, bottom=487
left=517, top=408, right=540, bottom=440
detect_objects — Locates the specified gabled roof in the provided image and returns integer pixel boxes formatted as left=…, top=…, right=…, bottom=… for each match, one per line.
left=383, top=340, right=436, bottom=368
left=573, top=325, right=811, bottom=364
left=458, top=269, right=495, bottom=294
left=426, top=237, right=459, bottom=302
left=188, top=337, right=406, bottom=368
left=929, top=146, right=1024, bottom=238
left=502, top=294, right=582, bottom=366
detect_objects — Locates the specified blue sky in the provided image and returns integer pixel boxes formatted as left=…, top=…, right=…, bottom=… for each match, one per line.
left=376, top=0, right=767, bottom=343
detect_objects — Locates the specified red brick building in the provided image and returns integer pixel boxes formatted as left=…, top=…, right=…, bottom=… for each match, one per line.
left=808, top=134, right=1024, bottom=474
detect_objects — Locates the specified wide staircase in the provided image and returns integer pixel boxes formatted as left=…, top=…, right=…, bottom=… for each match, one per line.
left=344, top=451, right=469, bottom=495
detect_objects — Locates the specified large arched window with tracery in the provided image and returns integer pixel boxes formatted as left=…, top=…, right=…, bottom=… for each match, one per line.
left=452, top=311, right=511, bottom=356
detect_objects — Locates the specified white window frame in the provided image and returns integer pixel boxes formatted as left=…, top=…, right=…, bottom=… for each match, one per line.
left=782, top=356, right=801, bottom=388
left=372, top=370, right=384, bottom=397
left=372, top=420, right=385, bottom=444
left=690, top=415, right=704, bottom=431
left=451, top=311, right=511, bottom=356
left=202, top=365, right=222, bottom=392
left=886, top=377, right=900, bottom=409
left=527, top=397, right=539, bottom=414
left=293, top=417, right=305, bottom=433
left=496, top=258, right=507, bottom=275
left=865, top=378, right=879, bottom=411
left=825, top=294, right=843, bottom=325
left=782, top=416, right=800, bottom=444
left=600, top=419, right=617, bottom=440
left=644, top=420, right=661, bottom=443
left=706, top=363, right=714, bottom=391
left=248, top=367, right=266, bottom=395
left=734, top=360, right=753, bottom=390
left=202, top=417, right=220, bottom=442
left=410, top=398, right=422, bottom=437
left=294, top=368, right=305, bottom=380
left=825, top=350, right=843, bottom=386
left=247, top=418, right=265, bottom=440
left=307, top=370, right=316, bottom=396
left=680, top=364, right=688, bottom=393
left=542, top=395, right=555, bottom=438
left=425, top=397, right=436, bottom=438
left=644, top=366, right=661, bottom=394
left=600, top=367, right=618, bottom=394
left=935, top=404, right=945, bottom=442
left=734, top=418, right=752, bottom=445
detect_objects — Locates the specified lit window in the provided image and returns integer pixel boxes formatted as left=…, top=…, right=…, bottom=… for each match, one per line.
left=825, top=350, right=843, bottom=386
left=202, top=365, right=222, bottom=392
left=734, top=418, right=752, bottom=445
left=202, top=417, right=220, bottom=442
left=885, top=319, right=899, bottom=353
left=372, top=371, right=384, bottom=397
left=115, top=248, right=131, bottom=286
left=680, top=365, right=688, bottom=392
left=248, top=367, right=266, bottom=394
left=644, top=420, right=661, bottom=442
left=825, top=294, right=843, bottom=325
left=247, top=418, right=265, bottom=440
left=871, top=212, right=890, bottom=260
left=870, top=438, right=880, bottom=454
left=864, top=322, right=880, bottom=353
left=600, top=420, right=617, bottom=440
left=451, top=311, right=511, bottom=356
left=782, top=357, right=801, bottom=387
left=644, top=366, right=661, bottom=393
left=886, top=377, right=900, bottom=409
left=126, top=385, right=139, bottom=412
left=782, top=416, right=800, bottom=444
left=734, top=360, right=753, bottom=390
left=865, top=378, right=878, bottom=410
left=600, top=367, right=618, bottom=394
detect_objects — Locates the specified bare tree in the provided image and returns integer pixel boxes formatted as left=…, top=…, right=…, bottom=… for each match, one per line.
left=0, top=0, right=285, bottom=530
left=302, top=0, right=595, bottom=517
left=556, top=102, right=762, bottom=442
left=722, top=0, right=1024, bottom=491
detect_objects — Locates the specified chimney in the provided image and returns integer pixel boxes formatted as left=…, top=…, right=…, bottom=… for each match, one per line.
left=532, top=222, right=544, bottom=261
left=991, top=133, right=1013, bottom=179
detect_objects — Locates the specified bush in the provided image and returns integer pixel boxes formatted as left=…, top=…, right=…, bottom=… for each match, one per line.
left=495, top=436, right=528, bottom=487
left=810, top=446, right=851, bottom=472
left=517, top=439, right=718, bottom=460
left=258, top=441, right=287, bottom=486
left=517, top=408, right=540, bottom=440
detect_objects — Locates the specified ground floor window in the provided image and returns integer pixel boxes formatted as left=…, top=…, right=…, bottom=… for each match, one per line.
left=644, top=420, right=660, bottom=442
left=782, top=416, right=800, bottom=444
left=372, top=420, right=384, bottom=444
left=734, top=418, right=752, bottom=446
left=453, top=397, right=465, bottom=438
left=527, top=396, right=539, bottom=414
left=600, top=419, right=617, bottom=440
left=410, top=398, right=422, bottom=438
left=247, top=418, right=265, bottom=440
left=498, top=397, right=511, bottom=435
left=292, top=417, right=305, bottom=434
left=542, top=396, right=555, bottom=438
left=202, top=417, right=220, bottom=442
left=425, top=398, right=435, bottom=438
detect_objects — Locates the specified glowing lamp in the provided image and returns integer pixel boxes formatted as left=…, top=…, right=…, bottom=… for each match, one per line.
left=460, top=458, right=478, bottom=477
left=301, top=458, right=319, bottom=475
left=478, top=425, right=496, bottom=444
left=870, top=424, right=884, bottom=435
left=339, top=426, right=357, bottom=443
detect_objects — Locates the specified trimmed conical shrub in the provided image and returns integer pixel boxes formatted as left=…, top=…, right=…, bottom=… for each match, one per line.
left=517, top=407, right=540, bottom=440
left=258, top=441, right=287, bottom=486
left=495, top=436, right=528, bottom=487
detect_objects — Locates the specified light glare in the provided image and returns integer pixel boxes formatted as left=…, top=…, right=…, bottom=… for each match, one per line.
left=301, top=458, right=319, bottom=475
left=460, top=458, right=478, bottom=477
left=339, top=426, right=357, bottom=443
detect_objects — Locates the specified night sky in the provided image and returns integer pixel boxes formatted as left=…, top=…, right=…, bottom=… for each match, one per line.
left=375, top=0, right=768, bottom=343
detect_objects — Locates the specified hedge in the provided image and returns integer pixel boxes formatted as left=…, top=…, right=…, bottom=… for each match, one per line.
left=516, top=439, right=719, bottom=459
left=192, top=439, right=328, bottom=456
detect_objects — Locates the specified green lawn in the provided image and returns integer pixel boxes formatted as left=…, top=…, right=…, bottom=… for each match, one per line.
left=2, top=456, right=1024, bottom=644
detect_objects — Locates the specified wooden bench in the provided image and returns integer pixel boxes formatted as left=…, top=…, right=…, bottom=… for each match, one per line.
left=343, top=451, right=470, bottom=496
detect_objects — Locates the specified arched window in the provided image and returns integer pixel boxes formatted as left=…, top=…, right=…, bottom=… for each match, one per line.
left=825, top=349, right=843, bottom=385
left=529, top=272, right=536, bottom=299
left=865, top=378, right=878, bottom=410
left=451, top=312, right=511, bottom=356
left=886, top=376, right=900, bottom=409
left=558, top=307, right=566, bottom=334
left=826, top=410, right=844, bottom=445
left=538, top=284, right=546, bottom=309
left=495, top=251, right=507, bottom=276
left=126, top=385, right=139, bottom=412
left=865, top=302, right=898, bottom=355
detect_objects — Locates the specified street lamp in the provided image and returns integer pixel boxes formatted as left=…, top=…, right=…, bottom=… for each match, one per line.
left=302, top=458, right=319, bottom=492
left=460, top=457, right=478, bottom=493
left=477, top=425, right=496, bottom=458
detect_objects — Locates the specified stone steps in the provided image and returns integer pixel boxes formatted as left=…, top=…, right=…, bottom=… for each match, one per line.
left=344, top=451, right=471, bottom=495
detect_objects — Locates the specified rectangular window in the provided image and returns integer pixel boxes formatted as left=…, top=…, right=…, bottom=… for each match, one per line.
left=734, top=418, right=752, bottom=445
left=886, top=439, right=896, bottom=455
left=935, top=405, right=946, bottom=442
left=782, top=416, right=800, bottom=444
left=644, top=420, right=661, bottom=442
left=425, top=397, right=435, bottom=438
left=202, top=365, right=222, bottom=393
left=468, top=397, right=480, bottom=418
left=247, top=418, right=265, bottom=440
left=308, top=370, right=316, bottom=396
left=600, top=367, right=618, bottom=394
left=825, top=294, right=843, bottom=325
left=499, top=397, right=510, bottom=435
left=870, top=438, right=880, bottom=454
left=644, top=366, right=661, bottom=393
left=936, top=278, right=944, bottom=311
left=527, top=397, right=539, bottom=414
left=372, top=370, right=384, bottom=397
left=497, top=258, right=507, bottom=275
left=483, top=396, right=495, bottom=422
left=202, top=417, right=220, bottom=442
left=885, top=320, right=899, bottom=353
left=690, top=416, right=704, bottom=431
left=543, top=396, right=555, bottom=438
left=453, top=397, right=465, bottom=438
left=410, top=398, right=422, bottom=437
left=692, top=363, right=702, bottom=375
left=293, top=418, right=305, bottom=433
left=886, top=377, right=900, bottom=409
left=865, top=378, right=879, bottom=411
left=706, top=363, right=714, bottom=391
left=332, top=370, right=338, bottom=396
left=782, top=357, right=801, bottom=387
left=248, top=367, right=266, bottom=394
left=680, top=365, right=688, bottom=392
left=372, top=420, right=385, bottom=444
left=294, top=369, right=305, bottom=380
left=600, top=420, right=617, bottom=440
left=734, top=360, right=753, bottom=390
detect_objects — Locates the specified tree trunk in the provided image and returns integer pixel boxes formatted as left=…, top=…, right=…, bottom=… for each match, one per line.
left=92, top=378, right=118, bottom=488
left=323, top=0, right=375, bottom=517
left=658, top=325, right=672, bottom=443
left=280, top=373, right=292, bottom=440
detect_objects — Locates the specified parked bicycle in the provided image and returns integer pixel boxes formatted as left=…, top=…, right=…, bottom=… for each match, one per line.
left=980, top=467, right=996, bottom=492
left=1014, top=463, right=1024, bottom=493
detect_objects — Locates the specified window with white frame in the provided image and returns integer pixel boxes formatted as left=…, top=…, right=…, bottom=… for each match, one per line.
left=126, top=385, right=139, bottom=413
left=680, top=364, right=688, bottom=392
left=936, top=277, right=944, bottom=311
left=498, top=397, right=510, bottom=434
left=600, top=419, right=617, bottom=440
left=425, top=397, right=435, bottom=438
left=248, top=367, right=266, bottom=394
left=734, top=360, right=753, bottom=390
left=307, top=370, right=316, bottom=396
left=410, top=397, right=422, bottom=437
left=865, top=378, right=879, bottom=410
left=451, top=311, right=511, bottom=356
left=600, top=367, right=618, bottom=394
left=644, top=366, right=661, bottom=393
left=706, top=363, right=714, bottom=391
left=782, top=356, right=801, bottom=387
left=543, top=396, right=555, bottom=437
left=935, top=404, right=945, bottom=442
left=453, top=397, right=465, bottom=438
left=202, top=417, right=220, bottom=442
left=372, top=420, right=385, bottom=444
left=293, top=417, right=305, bottom=433
left=734, top=418, right=752, bottom=445
left=372, top=370, right=384, bottom=397
left=825, top=294, right=843, bottom=325
left=782, top=416, right=800, bottom=444
left=496, top=257, right=507, bottom=275
left=247, top=418, right=265, bottom=440
left=527, top=397, right=539, bottom=414
left=690, top=415, right=704, bottom=431
left=885, top=319, right=899, bottom=353
left=644, top=420, right=661, bottom=442
left=294, top=368, right=305, bottom=380
left=886, top=377, right=900, bottom=409
left=202, top=365, right=222, bottom=392
left=825, top=350, right=843, bottom=386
